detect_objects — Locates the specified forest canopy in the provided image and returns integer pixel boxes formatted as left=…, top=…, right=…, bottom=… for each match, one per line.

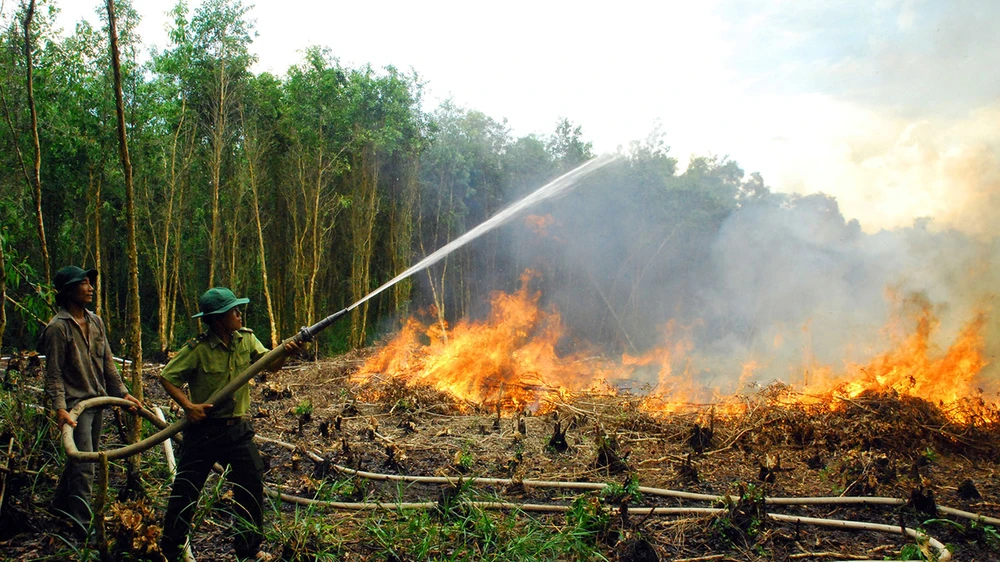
left=5, top=0, right=991, bottom=396
left=0, top=0, right=773, bottom=359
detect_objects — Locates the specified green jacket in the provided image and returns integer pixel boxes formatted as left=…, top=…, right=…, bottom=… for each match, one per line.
left=160, top=328, right=268, bottom=419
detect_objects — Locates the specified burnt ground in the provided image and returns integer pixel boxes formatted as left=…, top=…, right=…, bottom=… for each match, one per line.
left=2, top=350, right=1000, bottom=561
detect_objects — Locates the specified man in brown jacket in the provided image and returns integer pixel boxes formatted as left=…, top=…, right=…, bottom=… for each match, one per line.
left=39, top=266, right=141, bottom=534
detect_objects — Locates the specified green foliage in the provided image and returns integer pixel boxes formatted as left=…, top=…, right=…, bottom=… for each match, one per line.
left=970, top=520, right=1000, bottom=551
left=547, top=117, right=594, bottom=173
left=454, top=441, right=475, bottom=472
left=265, top=493, right=345, bottom=561
left=601, top=474, right=641, bottom=504
left=1, top=231, right=53, bottom=340
left=921, top=447, right=939, bottom=464
left=565, top=496, right=612, bottom=548
left=0, top=396, right=56, bottom=488
left=896, top=542, right=931, bottom=561
left=712, top=482, right=769, bottom=550
left=0, top=0, right=768, bottom=377
left=293, top=399, right=313, bottom=417
left=361, top=494, right=607, bottom=561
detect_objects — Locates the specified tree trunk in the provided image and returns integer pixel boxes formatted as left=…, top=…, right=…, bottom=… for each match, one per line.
left=243, top=119, right=279, bottom=347
left=389, top=159, right=418, bottom=320
left=23, top=0, right=50, bottom=286
left=306, top=146, right=326, bottom=334
left=93, top=173, right=104, bottom=322
left=290, top=152, right=308, bottom=331
left=0, top=236, right=6, bottom=347
left=349, top=144, right=380, bottom=348
left=226, top=180, right=246, bottom=294
left=208, top=60, right=230, bottom=286
left=107, top=0, right=143, bottom=499
left=148, top=101, right=191, bottom=354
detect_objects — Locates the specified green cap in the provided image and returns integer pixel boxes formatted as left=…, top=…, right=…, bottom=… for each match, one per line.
left=192, top=287, right=249, bottom=318
left=54, top=266, right=98, bottom=298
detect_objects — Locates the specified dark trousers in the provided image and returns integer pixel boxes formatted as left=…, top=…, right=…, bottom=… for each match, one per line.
left=53, top=407, right=103, bottom=530
left=160, top=419, right=266, bottom=560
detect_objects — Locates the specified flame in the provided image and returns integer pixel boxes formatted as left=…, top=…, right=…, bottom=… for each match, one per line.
left=354, top=270, right=993, bottom=423
left=524, top=214, right=558, bottom=237
left=788, top=302, right=991, bottom=422
left=354, top=270, right=616, bottom=412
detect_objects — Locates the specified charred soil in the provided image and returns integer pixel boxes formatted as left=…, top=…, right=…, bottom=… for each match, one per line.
left=2, top=351, right=1000, bottom=561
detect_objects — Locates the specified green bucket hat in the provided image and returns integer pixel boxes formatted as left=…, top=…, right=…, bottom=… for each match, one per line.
left=54, top=266, right=98, bottom=302
left=192, top=287, right=250, bottom=318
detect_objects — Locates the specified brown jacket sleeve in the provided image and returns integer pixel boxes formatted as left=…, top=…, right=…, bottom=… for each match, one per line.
left=40, top=321, right=70, bottom=411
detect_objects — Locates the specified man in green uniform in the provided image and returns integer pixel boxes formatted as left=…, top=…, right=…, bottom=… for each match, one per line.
left=158, top=287, right=298, bottom=561
left=40, top=265, right=142, bottom=535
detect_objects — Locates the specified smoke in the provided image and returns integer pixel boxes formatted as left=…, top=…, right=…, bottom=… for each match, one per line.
left=707, top=196, right=998, bottom=391
left=494, top=158, right=1000, bottom=396
left=833, top=113, right=1000, bottom=238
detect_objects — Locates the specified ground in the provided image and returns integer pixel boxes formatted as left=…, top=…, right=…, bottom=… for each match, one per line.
left=1, top=350, right=999, bottom=561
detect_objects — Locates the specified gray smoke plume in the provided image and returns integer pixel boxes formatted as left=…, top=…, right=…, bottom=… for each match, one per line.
left=496, top=158, right=1000, bottom=398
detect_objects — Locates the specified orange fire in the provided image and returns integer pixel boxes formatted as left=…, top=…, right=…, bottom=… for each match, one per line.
left=354, top=270, right=993, bottom=422
left=354, top=270, right=617, bottom=412
left=523, top=214, right=558, bottom=238
left=786, top=301, right=991, bottom=422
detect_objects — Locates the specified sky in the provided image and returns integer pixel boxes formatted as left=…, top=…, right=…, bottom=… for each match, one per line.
left=52, top=0, right=1000, bottom=236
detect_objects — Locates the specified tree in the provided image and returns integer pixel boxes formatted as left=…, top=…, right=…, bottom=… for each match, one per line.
left=416, top=103, right=510, bottom=328
left=238, top=73, right=281, bottom=346
left=0, top=232, right=6, bottom=347
left=344, top=65, right=422, bottom=346
left=189, top=0, right=255, bottom=286
left=1, top=0, right=51, bottom=286
left=280, top=48, right=350, bottom=341
left=107, top=0, right=143, bottom=498
left=546, top=117, right=593, bottom=174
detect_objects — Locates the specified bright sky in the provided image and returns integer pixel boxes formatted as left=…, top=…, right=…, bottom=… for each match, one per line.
left=53, top=0, right=1000, bottom=236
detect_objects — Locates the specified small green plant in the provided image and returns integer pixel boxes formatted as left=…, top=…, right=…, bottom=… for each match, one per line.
left=294, top=400, right=314, bottom=417
left=970, top=520, right=1000, bottom=551
left=457, top=451, right=474, bottom=471
left=601, top=474, right=641, bottom=504
left=897, top=542, right=929, bottom=561
left=392, top=397, right=415, bottom=412
left=357, top=491, right=607, bottom=562
left=712, top=482, right=769, bottom=549
left=921, top=447, right=939, bottom=464
left=454, top=440, right=476, bottom=472
left=566, top=496, right=611, bottom=546
left=265, top=497, right=344, bottom=561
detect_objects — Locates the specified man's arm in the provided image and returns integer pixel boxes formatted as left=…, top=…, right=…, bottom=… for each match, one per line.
left=250, top=333, right=301, bottom=372
left=159, top=377, right=213, bottom=423
left=40, top=324, right=75, bottom=429
left=160, top=344, right=213, bottom=423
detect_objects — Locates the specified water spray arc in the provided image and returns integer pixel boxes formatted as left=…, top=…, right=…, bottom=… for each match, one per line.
left=62, top=154, right=620, bottom=461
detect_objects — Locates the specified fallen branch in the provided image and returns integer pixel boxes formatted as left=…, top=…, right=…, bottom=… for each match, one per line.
left=789, top=552, right=872, bottom=560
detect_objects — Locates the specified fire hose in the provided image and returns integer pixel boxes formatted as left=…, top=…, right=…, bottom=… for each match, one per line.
left=61, top=308, right=348, bottom=462
left=67, top=396, right=1000, bottom=562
